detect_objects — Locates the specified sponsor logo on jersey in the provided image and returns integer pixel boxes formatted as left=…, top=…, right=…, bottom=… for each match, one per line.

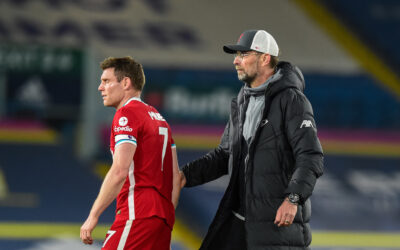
left=119, top=116, right=128, bottom=126
left=300, top=120, right=314, bottom=128
left=148, top=111, right=166, bottom=121
left=114, top=126, right=133, bottom=132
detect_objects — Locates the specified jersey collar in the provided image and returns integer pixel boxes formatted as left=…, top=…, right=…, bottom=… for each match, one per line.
left=123, top=96, right=142, bottom=107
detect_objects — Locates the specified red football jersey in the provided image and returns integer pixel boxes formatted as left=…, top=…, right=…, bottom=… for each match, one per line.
left=110, top=97, right=175, bottom=229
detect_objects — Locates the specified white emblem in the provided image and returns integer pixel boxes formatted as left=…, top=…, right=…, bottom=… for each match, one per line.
left=300, top=120, right=314, bottom=128
left=119, top=117, right=128, bottom=126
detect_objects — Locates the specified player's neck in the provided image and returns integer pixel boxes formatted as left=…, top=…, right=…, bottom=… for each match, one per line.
left=116, top=92, right=141, bottom=110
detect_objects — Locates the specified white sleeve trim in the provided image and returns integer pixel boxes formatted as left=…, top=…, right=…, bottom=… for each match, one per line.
left=115, top=134, right=137, bottom=147
left=115, top=140, right=137, bottom=147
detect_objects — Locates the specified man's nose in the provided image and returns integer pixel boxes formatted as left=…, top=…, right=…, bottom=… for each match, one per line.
left=233, top=56, right=241, bottom=65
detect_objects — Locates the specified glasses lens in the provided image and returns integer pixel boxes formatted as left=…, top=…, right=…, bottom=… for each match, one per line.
left=234, top=51, right=256, bottom=60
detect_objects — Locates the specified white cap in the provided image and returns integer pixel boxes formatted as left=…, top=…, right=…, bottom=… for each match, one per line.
left=223, top=30, right=279, bottom=56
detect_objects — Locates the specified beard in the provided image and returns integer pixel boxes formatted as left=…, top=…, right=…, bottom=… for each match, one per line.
left=238, top=71, right=257, bottom=85
left=236, top=58, right=260, bottom=85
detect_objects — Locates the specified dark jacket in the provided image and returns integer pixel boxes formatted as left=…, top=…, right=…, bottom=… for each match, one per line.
left=182, top=62, right=324, bottom=250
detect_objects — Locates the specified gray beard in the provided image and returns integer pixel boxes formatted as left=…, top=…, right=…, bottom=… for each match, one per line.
left=239, top=73, right=256, bottom=85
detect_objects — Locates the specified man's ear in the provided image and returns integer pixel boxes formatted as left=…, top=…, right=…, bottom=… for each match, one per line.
left=123, top=77, right=132, bottom=90
left=261, top=54, right=271, bottom=66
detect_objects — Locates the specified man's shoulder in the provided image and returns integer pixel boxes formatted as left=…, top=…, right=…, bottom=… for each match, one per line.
left=274, top=87, right=314, bottom=117
left=275, top=86, right=306, bottom=102
left=121, top=102, right=170, bottom=126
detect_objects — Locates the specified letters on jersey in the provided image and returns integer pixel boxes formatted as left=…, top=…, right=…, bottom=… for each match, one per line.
left=148, top=111, right=166, bottom=121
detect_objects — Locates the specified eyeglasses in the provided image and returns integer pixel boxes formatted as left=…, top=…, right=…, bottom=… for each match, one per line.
left=234, top=51, right=261, bottom=60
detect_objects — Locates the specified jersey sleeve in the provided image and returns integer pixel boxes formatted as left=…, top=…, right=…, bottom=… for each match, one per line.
left=113, top=107, right=142, bottom=147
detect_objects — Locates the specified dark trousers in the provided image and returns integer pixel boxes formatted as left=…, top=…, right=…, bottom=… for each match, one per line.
left=210, top=212, right=246, bottom=250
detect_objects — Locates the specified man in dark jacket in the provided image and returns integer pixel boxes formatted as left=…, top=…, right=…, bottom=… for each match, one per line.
left=181, top=29, right=324, bottom=250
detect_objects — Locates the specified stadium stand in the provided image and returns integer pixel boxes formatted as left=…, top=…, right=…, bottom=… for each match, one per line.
left=0, top=0, right=399, bottom=249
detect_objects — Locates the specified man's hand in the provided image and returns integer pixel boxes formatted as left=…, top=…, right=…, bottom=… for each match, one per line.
left=274, top=198, right=298, bottom=227
left=179, top=170, right=186, bottom=188
left=80, top=216, right=98, bottom=245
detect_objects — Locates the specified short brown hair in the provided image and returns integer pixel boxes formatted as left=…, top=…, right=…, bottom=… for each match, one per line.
left=100, top=56, right=145, bottom=91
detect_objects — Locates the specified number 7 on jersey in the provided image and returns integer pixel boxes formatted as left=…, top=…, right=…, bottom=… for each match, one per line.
left=159, top=127, right=168, bottom=171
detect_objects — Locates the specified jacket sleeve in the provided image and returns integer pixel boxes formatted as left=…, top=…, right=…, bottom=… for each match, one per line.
left=283, top=90, right=324, bottom=203
left=181, top=121, right=230, bottom=187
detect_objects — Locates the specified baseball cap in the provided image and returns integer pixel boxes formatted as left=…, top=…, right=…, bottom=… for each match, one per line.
left=223, top=30, right=279, bottom=56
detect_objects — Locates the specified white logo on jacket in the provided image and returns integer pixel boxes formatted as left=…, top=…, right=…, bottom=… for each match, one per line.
left=300, top=120, right=313, bottom=128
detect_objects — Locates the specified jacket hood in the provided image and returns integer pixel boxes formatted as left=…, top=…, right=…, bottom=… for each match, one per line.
left=268, top=61, right=305, bottom=95
left=236, top=61, right=305, bottom=105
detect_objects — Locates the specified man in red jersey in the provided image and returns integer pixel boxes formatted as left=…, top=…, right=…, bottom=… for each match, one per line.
left=80, top=57, right=181, bottom=250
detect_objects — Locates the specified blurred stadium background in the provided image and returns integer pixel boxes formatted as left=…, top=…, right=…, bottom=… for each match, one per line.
left=0, top=0, right=399, bottom=249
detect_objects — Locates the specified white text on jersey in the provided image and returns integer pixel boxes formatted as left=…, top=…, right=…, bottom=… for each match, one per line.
left=114, top=126, right=133, bottom=132
left=148, top=111, right=166, bottom=121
